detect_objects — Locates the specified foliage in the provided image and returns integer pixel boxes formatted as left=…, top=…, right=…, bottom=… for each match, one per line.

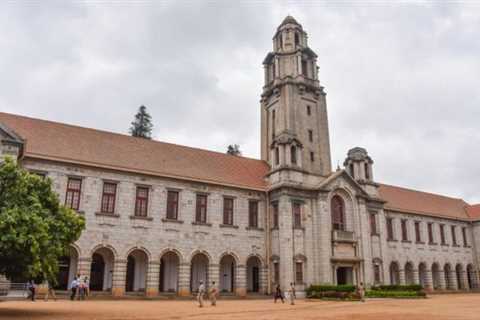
left=306, top=284, right=356, bottom=295
left=129, top=105, right=154, bottom=139
left=370, top=284, right=423, bottom=292
left=0, top=157, right=85, bottom=283
left=307, top=290, right=361, bottom=300
left=366, top=290, right=426, bottom=298
left=226, top=144, right=242, bottom=156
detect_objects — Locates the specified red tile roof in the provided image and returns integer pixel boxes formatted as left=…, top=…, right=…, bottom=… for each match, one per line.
left=0, top=112, right=270, bottom=190
left=466, top=204, right=480, bottom=220
left=0, top=112, right=476, bottom=221
left=378, top=183, right=471, bottom=220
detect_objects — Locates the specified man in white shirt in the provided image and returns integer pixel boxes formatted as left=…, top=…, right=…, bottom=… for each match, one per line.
left=197, top=281, right=205, bottom=307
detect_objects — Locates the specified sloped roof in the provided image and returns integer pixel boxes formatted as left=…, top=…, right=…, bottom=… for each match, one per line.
left=0, top=112, right=270, bottom=190
left=379, top=183, right=471, bottom=221
left=466, top=204, right=480, bottom=221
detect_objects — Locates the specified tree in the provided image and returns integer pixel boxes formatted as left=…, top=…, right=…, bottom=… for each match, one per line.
left=129, top=105, right=154, bottom=139
left=227, top=144, right=242, bottom=156
left=0, top=157, right=85, bottom=283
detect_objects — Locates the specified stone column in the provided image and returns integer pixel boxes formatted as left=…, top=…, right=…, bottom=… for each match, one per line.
left=178, top=262, right=191, bottom=297
left=77, top=257, right=92, bottom=278
left=112, top=259, right=127, bottom=297
left=438, top=269, right=446, bottom=290
left=146, top=261, right=160, bottom=297
left=461, top=271, right=469, bottom=290
left=449, top=270, right=458, bottom=290
left=208, top=264, right=219, bottom=290
left=424, top=270, right=433, bottom=291
left=399, top=269, right=406, bottom=285
left=413, top=269, right=420, bottom=285
left=235, top=264, right=247, bottom=297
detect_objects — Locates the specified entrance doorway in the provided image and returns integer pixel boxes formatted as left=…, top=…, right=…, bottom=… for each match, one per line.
left=336, top=267, right=353, bottom=285
left=90, top=253, right=106, bottom=291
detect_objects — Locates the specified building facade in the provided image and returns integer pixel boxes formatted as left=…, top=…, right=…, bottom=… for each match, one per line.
left=1, top=16, right=480, bottom=297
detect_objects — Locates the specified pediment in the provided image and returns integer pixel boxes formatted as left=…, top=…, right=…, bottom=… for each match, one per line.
left=0, top=122, right=24, bottom=144
left=317, top=170, right=370, bottom=198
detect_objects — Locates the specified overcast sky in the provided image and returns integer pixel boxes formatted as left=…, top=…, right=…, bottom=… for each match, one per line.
left=1, top=1, right=479, bottom=203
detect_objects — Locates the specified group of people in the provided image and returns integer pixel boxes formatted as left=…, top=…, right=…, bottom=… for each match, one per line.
left=196, top=281, right=218, bottom=307
left=274, top=283, right=297, bottom=305
left=26, top=280, right=57, bottom=302
left=70, top=275, right=90, bottom=300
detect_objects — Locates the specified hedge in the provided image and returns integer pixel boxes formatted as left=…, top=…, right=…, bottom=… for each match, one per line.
left=306, top=285, right=359, bottom=300
left=366, top=290, right=426, bottom=298
left=370, top=285, right=423, bottom=292
left=306, top=284, right=356, bottom=295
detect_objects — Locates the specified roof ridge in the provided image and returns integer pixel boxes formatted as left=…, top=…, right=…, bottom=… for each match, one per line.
left=0, top=112, right=267, bottom=165
left=379, top=182, right=467, bottom=203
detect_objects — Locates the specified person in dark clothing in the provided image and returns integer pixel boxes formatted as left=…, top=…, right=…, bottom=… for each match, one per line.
left=274, top=284, right=284, bottom=303
left=27, top=280, right=36, bottom=301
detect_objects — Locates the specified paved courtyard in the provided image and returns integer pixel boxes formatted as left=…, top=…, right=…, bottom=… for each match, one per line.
left=0, top=294, right=479, bottom=320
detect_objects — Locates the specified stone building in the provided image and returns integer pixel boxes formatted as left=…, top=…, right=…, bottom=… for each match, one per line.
left=1, top=16, right=480, bottom=297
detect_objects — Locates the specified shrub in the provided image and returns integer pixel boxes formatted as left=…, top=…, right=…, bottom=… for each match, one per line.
left=306, top=285, right=359, bottom=300
left=306, top=284, right=356, bottom=296
left=366, top=290, right=426, bottom=298
left=370, top=285, right=423, bottom=292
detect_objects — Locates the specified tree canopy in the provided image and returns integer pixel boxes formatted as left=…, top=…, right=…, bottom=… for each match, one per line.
left=0, top=157, right=85, bottom=283
left=129, top=105, right=154, bottom=139
left=227, top=144, right=242, bottom=156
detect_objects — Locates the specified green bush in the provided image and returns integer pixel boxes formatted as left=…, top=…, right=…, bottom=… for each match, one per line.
left=370, top=285, right=423, bottom=292
left=306, top=284, right=356, bottom=296
left=306, top=285, right=359, bottom=300
left=366, top=290, right=426, bottom=298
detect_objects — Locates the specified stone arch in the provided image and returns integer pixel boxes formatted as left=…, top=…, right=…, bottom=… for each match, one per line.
left=455, top=263, right=465, bottom=290
left=372, top=258, right=383, bottom=284
left=219, top=253, right=238, bottom=293
left=219, top=251, right=241, bottom=265
left=418, top=262, right=428, bottom=288
left=444, top=263, right=454, bottom=290
left=159, top=248, right=184, bottom=264
left=125, top=248, right=149, bottom=293
left=246, top=255, right=263, bottom=293
left=329, top=188, right=355, bottom=232
left=188, top=249, right=213, bottom=263
left=467, top=264, right=477, bottom=289
left=404, top=261, right=415, bottom=285
left=90, top=246, right=116, bottom=291
left=390, top=261, right=400, bottom=285
left=159, top=250, right=182, bottom=293
left=431, top=262, right=442, bottom=290
left=190, top=252, right=210, bottom=292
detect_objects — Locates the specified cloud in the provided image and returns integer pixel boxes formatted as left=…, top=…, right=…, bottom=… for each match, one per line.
left=0, top=1, right=478, bottom=203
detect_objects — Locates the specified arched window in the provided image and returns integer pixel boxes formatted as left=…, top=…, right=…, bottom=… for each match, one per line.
left=290, top=146, right=297, bottom=165
left=331, top=195, right=345, bottom=231
left=364, top=163, right=370, bottom=180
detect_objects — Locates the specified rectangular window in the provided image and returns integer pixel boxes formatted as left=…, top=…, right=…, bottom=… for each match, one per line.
left=451, top=225, right=457, bottom=246
left=272, top=203, right=279, bottom=228
left=364, top=163, right=370, bottom=180
left=414, top=221, right=421, bottom=243
left=308, top=129, right=313, bottom=142
left=134, top=186, right=149, bottom=217
left=272, top=109, right=276, bottom=139
left=274, top=262, right=280, bottom=283
left=306, top=105, right=311, bottom=116
left=374, top=264, right=381, bottom=283
left=310, top=152, right=314, bottom=162
left=428, top=223, right=434, bottom=244
left=249, top=201, right=258, bottom=228
left=295, top=262, right=303, bottom=283
left=301, top=60, right=308, bottom=77
left=293, top=203, right=301, bottom=229
left=462, top=227, right=468, bottom=247
left=65, top=177, right=82, bottom=211
left=291, top=146, right=297, bottom=165
left=370, top=213, right=377, bottom=235
left=166, top=190, right=179, bottom=220
left=440, top=224, right=446, bottom=245
left=401, top=219, right=408, bottom=241
left=101, top=182, right=117, bottom=214
left=275, top=147, right=280, bottom=165
left=223, top=197, right=234, bottom=225
left=386, top=218, right=394, bottom=240
left=195, top=194, right=207, bottom=223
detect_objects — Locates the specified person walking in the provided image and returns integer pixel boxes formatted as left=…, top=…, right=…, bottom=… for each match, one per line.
left=209, top=281, right=218, bottom=306
left=84, top=276, right=90, bottom=298
left=44, top=280, right=57, bottom=302
left=70, top=277, right=78, bottom=301
left=274, top=284, right=284, bottom=303
left=357, top=282, right=366, bottom=302
left=77, top=277, right=85, bottom=300
left=197, top=281, right=205, bottom=308
left=288, top=282, right=296, bottom=305
left=27, top=280, right=36, bottom=302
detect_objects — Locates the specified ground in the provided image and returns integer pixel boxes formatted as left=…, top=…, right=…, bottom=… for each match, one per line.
left=1, top=294, right=478, bottom=320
